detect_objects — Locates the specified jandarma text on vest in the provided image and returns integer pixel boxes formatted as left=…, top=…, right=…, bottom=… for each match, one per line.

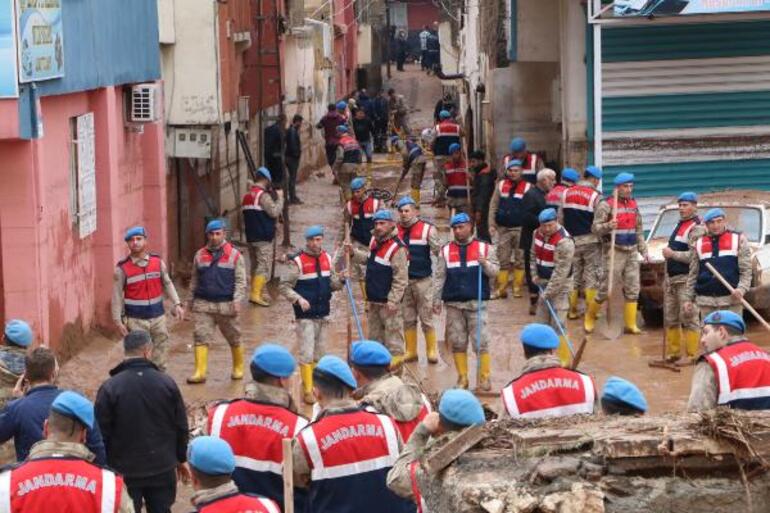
left=520, top=377, right=580, bottom=400
left=730, top=350, right=770, bottom=368
left=320, top=423, right=385, bottom=451
left=227, top=414, right=290, bottom=437
left=16, top=473, right=98, bottom=496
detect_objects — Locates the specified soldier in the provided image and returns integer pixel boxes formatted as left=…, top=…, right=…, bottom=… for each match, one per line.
left=396, top=196, right=441, bottom=364
left=188, top=219, right=248, bottom=384
left=530, top=208, right=575, bottom=366
left=687, top=310, right=770, bottom=411
left=521, top=169, right=557, bottom=314
left=207, top=344, right=308, bottom=509
left=242, top=166, right=284, bottom=307
left=392, top=136, right=428, bottom=203
left=279, top=225, right=345, bottom=404
left=386, top=389, right=485, bottom=510
left=340, top=177, right=382, bottom=298
left=431, top=110, right=462, bottom=205
left=488, top=159, right=532, bottom=299
left=0, top=391, right=134, bottom=512
left=545, top=168, right=578, bottom=212
left=560, top=166, right=603, bottom=322
left=585, top=172, right=649, bottom=334
left=433, top=213, right=499, bottom=390
left=112, top=226, right=183, bottom=370
left=501, top=324, right=596, bottom=419
left=601, top=376, right=647, bottom=416
left=333, top=125, right=363, bottom=200
left=501, top=137, right=544, bottom=184
left=684, top=208, right=752, bottom=319
left=662, top=192, right=705, bottom=364
left=444, top=143, right=471, bottom=214
left=0, top=320, right=31, bottom=408
left=350, top=340, right=431, bottom=443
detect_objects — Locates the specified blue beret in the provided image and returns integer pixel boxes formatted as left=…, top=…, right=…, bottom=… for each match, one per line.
left=602, top=376, right=648, bottom=413
left=439, top=389, right=485, bottom=426
left=450, top=212, right=471, bottom=227
left=316, top=355, right=357, bottom=389
left=703, top=310, right=745, bottom=333
left=538, top=208, right=557, bottom=224
left=206, top=219, right=226, bottom=233
left=351, top=177, right=366, bottom=191
left=257, top=166, right=272, bottom=181
left=506, top=159, right=523, bottom=169
left=585, top=165, right=603, bottom=179
left=521, top=323, right=559, bottom=349
left=351, top=340, right=392, bottom=366
left=5, top=319, right=32, bottom=347
left=51, top=391, right=94, bottom=429
left=678, top=191, right=698, bottom=204
left=124, top=226, right=146, bottom=241
left=613, top=172, right=634, bottom=186
left=373, top=210, right=394, bottom=222
left=188, top=436, right=235, bottom=475
left=439, top=110, right=451, bottom=119
left=336, top=101, right=348, bottom=110
left=396, top=196, right=416, bottom=208
left=561, top=168, right=579, bottom=183
left=251, top=343, right=296, bottom=378
left=448, top=143, right=461, bottom=154
left=509, top=137, right=526, bottom=152
left=704, top=208, right=726, bottom=222
left=336, top=124, right=349, bottom=133
left=304, top=225, right=324, bottom=239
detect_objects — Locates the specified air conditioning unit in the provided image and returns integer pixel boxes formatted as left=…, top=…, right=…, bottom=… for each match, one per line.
left=130, top=83, right=161, bottom=123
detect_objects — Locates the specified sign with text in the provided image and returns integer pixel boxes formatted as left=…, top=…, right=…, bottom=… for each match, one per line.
left=16, top=0, right=63, bottom=82
left=0, top=0, right=18, bottom=97
left=615, top=0, right=770, bottom=16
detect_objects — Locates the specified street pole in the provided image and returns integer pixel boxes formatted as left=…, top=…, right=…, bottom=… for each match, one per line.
left=385, top=1, right=391, bottom=79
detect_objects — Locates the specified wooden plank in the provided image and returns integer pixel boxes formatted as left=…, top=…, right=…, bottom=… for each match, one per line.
left=424, top=425, right=488, bottom=476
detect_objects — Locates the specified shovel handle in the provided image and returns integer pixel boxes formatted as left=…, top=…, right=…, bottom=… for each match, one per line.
left=607, top=189, right=619, bottom=297
left=705, top=262, right=770, bottom=332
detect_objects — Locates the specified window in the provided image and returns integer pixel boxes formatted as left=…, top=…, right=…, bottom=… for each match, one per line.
left=68, top=112, right=97, bottom=238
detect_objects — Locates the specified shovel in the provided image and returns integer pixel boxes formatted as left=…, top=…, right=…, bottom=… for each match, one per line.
left=597, top=189, right=624, bottom=340
left=647, top=286, right=682, bottom=373
left=705, top=262, right=770, bottom=331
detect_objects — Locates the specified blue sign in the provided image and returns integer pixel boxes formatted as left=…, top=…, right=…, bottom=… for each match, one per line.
left=0, top=0, right=18, bottom=97
left=16, top=0, right=63, bottom=82
left=615, top=0, right=770, bottom=16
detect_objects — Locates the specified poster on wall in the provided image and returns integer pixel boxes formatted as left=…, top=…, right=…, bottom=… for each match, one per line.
left=615, top=0, right=770, bottom=16
left=16, top=0, right=63, bottom=82
left=0, top=0, right=18, bottom=97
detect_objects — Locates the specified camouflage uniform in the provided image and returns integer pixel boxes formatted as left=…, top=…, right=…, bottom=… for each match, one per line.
left=663, top=217, right=706, bottom=332
left=685, top=334, right=747, bottom=412
left=399, top=218, right=442, bottom=334
left=191, top=481, right=247, bottom=510
left=488, top=186, right=524, bottom=272
left=432, top=156, right=448, bottom=201
left=557, top=180, right=603, bottom=293
left=354, top=374, right=424, bottom=426
left=248, top=191, right=284, bottom=278
left=334, top=146, right=361, bottom=201
left=0, top=345, right=25, bottom=409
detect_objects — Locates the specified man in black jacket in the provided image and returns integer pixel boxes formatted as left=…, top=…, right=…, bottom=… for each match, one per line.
left=285, top=114, right=303, bottom=205
left=469, top=150, right=495, bottom=243
left=95, top=330, right=190, bottom=513
left=520, top=168, right=556, bottom=313
left=264, top=114, right=287, bottom=188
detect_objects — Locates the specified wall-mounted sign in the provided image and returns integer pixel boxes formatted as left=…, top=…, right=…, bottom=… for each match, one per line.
left=16, top=0, right=63, bottom=82
left=0, top=0, right=18, bottom=97
left=615, top=0, right=770, bottom=16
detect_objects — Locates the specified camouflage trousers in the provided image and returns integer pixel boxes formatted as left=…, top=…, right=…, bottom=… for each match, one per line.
left=410, top=161, right=427, bottom=191
left=496, top=227, right=523, bottom=271
left=447, top=196, right=471, bottom=214
left=367, top=303, right=404, bottom=356
left=126, top=315, right=171, bottom=370
left=571, top=240, right=602, bottom=292
left=192, top=300, right=242, bottom=347
left=248, top=241, right=274, bottom=278
left=597, top=248, right=640, bottom=302
left=432, top=157, right=447, bottom=199
left=295, top=318, right=327, bottom=364
left=664, top=276, right=699, bottom=331
left=697, top=301, right=743, bottom=320
left=535, top=288, right=568, bottom=333
left=351, top=241, right=368, bottom=282
left=445, top=303, right=489, bottom=354
left=337, top=163, right=360, bottom=201
left=403, top=277, right=434, bottom=332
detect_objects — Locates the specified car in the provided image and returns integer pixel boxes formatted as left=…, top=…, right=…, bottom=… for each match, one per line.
left=639, top=191, right=770, bottom=325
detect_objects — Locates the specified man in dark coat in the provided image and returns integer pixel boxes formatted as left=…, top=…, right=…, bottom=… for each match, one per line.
left=470, top=150, right=496, bottom=243
left=285, top=114, right=303, bottom=204
left=264, top=114, right=287, bottom=188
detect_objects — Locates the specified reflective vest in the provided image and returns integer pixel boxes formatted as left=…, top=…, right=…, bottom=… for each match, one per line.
left=606, top=196, right=639, bottom=247
left=444, top=159, right=469, bottom=199
left=666, top=217, right=701, bottom=277
left=562, top=185, right=599, bottom=237
left=534, top=227, right=570, bottom=281
left=494, top=179, right=531, bottom=228
left=441, top=240, right=491, bottom=302
left=242, top=186, right=277, bottom=243
left=291, top=251, right=333, bottom=319
left=695, top=230, right=741, bottom=297
left=348, top=196, right=380, bottom=246
left=1, top=457, right=123, bottom=513
left=118, top=254, right=164, bottom=319
left=195, top=492, right=281, bottom=513
left=704, top=340, right=770, bottom=410
left=546, top=184, right=567, bottom=211
left=339, top=135, right=362, bottom=164
left=501, top=366, right=596, bottom=419
left=393, top=394, right=432, bottom=444
left=409, top=460, right=428, bottom=513
left=398, top=221, right=433, bottom=279
left=194, top=242, right=241, bottom=302
left=503, top=152, right=539, bottom=183
left=432, top=121, right=461, bottom=156
left=208, top=399, right=309, bottom=508
left=366, top=237, right=405, bottom=303
left=296, top=408, right=413, bottom=513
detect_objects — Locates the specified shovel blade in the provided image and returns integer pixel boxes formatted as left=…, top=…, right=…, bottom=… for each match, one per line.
left=598, top=268, right=625, bottom=340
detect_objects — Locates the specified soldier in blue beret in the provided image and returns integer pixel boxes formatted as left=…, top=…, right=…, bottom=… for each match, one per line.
left=0, top=320, right=33, bottom=408
left=392, top=135, right=428, bottom=204
left=601, top=376, right=647, bottom=415
left=431, top=108, right=463, bottom=207
left=501, top=137, right=544, bottom=185
left=333, top=123, right=363, bottom=201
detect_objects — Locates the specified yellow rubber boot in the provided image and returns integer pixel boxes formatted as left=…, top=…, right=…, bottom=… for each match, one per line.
left=684, top=329, right=700, bottom=358
left=453, top=352, right=469, bottom=389
left=404, top=328, right=418, bottom=362
left=390, top=355, right=405, bottom=373
left=358, top=280, right=368, bottom=302
left=231, top=345, right=245, bottom=380
left=624, top=302, right=642, bottom=334
left=411, top=188, right=421, bottom=204
left=568, top=290, right=579, bottom=320
left=512, top=269, right=525, bottom=298
left=665, top=327, right=682, bottom=360
left=424, top=328, right=439, bottom=364
left=584, top=296, right=601, bottom=334
left=187, top=345, right=209, bottom=384
left=366, top=162, right=373, bottom=186
left=300, top=364, right=315, bottom=405
left=556, top=336, right=571, bottom=367
left=477, top=353, right=492, bottom=392
left=249, top=275, right=270, bottom=307
left=494, top=270, right=510, bottom=299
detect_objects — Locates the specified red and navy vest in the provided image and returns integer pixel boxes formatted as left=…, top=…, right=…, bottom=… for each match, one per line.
left=394, top=394, right=432, bottom=444
left=666, top=217, right=701, bottom=277
left=366, top=237, right=406, bottom=303
left=208, top=399, right=309, bottom=509
left=607, top=196, right=639, bottom=247
left=494, top=179, right=531, bottom=228
left=296, top=408, right=414, bottom=513
left=194, top=242, right=241, bottom=302
left=441, top=240, right=491, bottom=302
left=432, top=121, right=461, bottom=156
left=409, top=461, right=428, bottom=513
left=695, top=230, right=741, bottom=297
left=194, top=492, right=281, bottom=513
left=501, top=366, right=595, bottom=419
left=503, top=152, right=539, bottom=183
left=1, top=457, right=123, bottom=513
left=444, top=159, right=469, bottom=199
left=546, top=184, right=567, bottom=211
left=704, top=340, right=770, bottom=410
left=534, top=227, right=570, bottom=280
left=339, top=135, right=362, bottom=164
left=118, top=254, right=164, bottom=319
left=562, top=184, right=599, bottom=237
left=242, top=186, right=277, bottom=243
left=291, top=251, right=333, bottom=319
left=398, top=221, right=433, bottom=279
left=348, top=196, right=380, bottom=246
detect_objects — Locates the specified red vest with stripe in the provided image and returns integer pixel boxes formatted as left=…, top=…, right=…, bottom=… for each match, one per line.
left=366, top=237, right=406, bottom=303
left=393, top=394, right=432, bottom=444
left=443, top=159, right=469, bottom=198
left=494, top=179, right=531, bottom=228
left=695, top=230, right=741, bottom=297
left=195, top=492, right=281, bottom=513
left=534, top=227, right=570, bottom=280
left=432, top=121, right=461, bottom=156
left=339, top=135, right=362, bottom=163
left=562, top=185, right=599, bottom=237
left=242, top=186, right=277, bottom=242
left=292, top=251, right=333, bottom=319
left=606, top=196, right=639, bottom=247
left=666, top=217, right=701, bottom=277
left=194, top=243, right=241, bottom=302
left=119, top=254, right=164, bottom=319
left=503, top=152, right=539, bottom=183
left=2, top=457, right=123, bottom=513
left=546, top=184, right=567, bottom=211
left=398, top=221, right=433, bottom=279
left=409, top=460, right=428, bottom=513
left=347, top=196, right=380, bottom=246
left=501, top=366, right=596, bottom=419
left=441, top=240, right=491, bottom=302
left=704, top=341, right=770, bottom=410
